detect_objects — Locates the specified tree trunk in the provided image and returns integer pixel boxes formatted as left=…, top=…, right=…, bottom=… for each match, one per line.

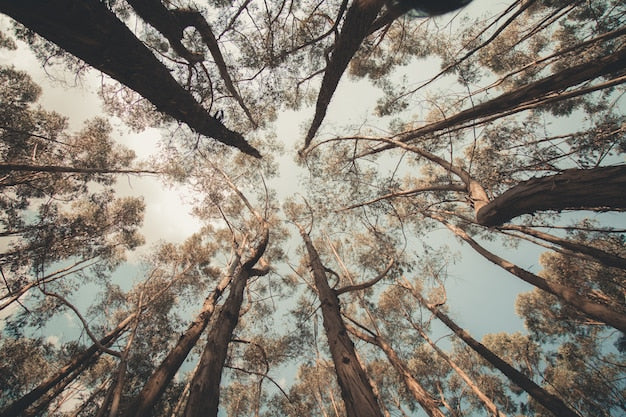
left=182, top=265, right=250, bottom=417
left=301, top=0, right=383, bottom=152
left=297, top=224, right=384, bottom=417
left=408, top=287, right=580, bottom=417
left=125, top=0, right=258, bottom=127
left=183, top=223, right=269, bottom=417
left=0, top=313, right=135, bottom=417
left=499, top=224, right=626, bottom=270
left=0, top=0, right=260, bottom=158
left=124, top=255, right=239, bottom=417
left=415, top=325, right=506, bottom=417
left=346, top=324, right=446, bottom=417
left=431, top=213, right=626, bottom=333
left=366, top=46, right=626, bottom=155
left=477, top=166, right=626, bottom=227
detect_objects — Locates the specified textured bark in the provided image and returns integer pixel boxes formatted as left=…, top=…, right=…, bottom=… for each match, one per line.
left=409, top=288, right=580, bottom=417
left=126, top=0, right=258, bottom=127
left=431, top=214, right=626, bottom=333
left=123, top=257, right=238, bottom=417
left=183, top=224, right=269, bottom=417
left=297, top=225, right=383, bottom=417
left=477, top=166, right=626, bottom=227
left=346, top=325, right=445, bottom=417
left=0, top=313, right=135, bottom=417
left=182, top=266, right=251, bottom=417
left=301, top=0, right=383, bottom=152
left=0, top=0, right=260, bottom=158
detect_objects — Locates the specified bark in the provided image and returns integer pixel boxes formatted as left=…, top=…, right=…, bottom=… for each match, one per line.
left=365, top=45, right=626, bottom=155
left=415, top=325, right=506, bottom=417
left=0, top=163, right=161, bottom=176
left=499, top=224, right=626, bottom=270
left=407, top=286, right=580, bottom=417
left=0, top=0, right=260, bottom=158
left=346, top=324, right=446, bottom=417
left=0, top=313, right=135, bottom=417
left=301, top=0, right=383, bottom=152
left=477, top=166, right=626, bottom=227
left=126, top=0, right=258, bottom=127
left=430, top=213, right=626, bottom=332
left=123, top=255, right=240, bottom=417
left=296, top=224, right=383, bottom=417
left=182, top=266, right=251, bottom=417
left=183, top=224, right=269, bottom=417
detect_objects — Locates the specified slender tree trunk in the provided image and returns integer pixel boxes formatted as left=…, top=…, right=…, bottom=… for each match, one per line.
left=499, top=224, right=626, bottom=270
left=477, top=166, right=626, bottom=227
left=346, top=324, right=446, bottom=417
left=430, top=213, right=626, bottom=332
left=415, top=325, right=506, bottom=417
left=407, top=285, right=581, bottom=417
left=301, top=0, right=383, bottom=152
left=0, top=313, right=135, bottom=417
left=0, top=0, right=260, bottom=157
left=124, top=255, right=239, bottom=417
left=366, top=46, right=626, bottom=155
left=0, top=163, right=161, bottom=176
left=296, top=224, right=384, bottom=417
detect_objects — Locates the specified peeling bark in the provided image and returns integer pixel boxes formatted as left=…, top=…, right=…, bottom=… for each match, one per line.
left=297, top=224, right=383, bottom=417
left=477, top=166, right=626, bottom=227
left=0, top=0, right=261, bottom=157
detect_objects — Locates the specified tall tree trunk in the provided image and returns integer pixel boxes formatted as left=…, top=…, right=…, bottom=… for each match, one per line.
left=182, top=265, right=251, bottom=417
left=301, top=0, right=383, bottom=152
left=346, top=324, right=446, bottom=417
left=407, top=285, right=580, bottom=417
left=124, top=254, right=240, bottom=417
left=415, top=324, right=506, bottom=417
left=0, top=313, right=135, bottom=417
left=183, top=224, right=269, bottom=417
left=296, top=224, right=384, bottom=417
left=0, top=0, right=260, bottom=157
left=365, top=46, right=626, bottom=156
left=499, top=224, right=626, bottom=270
left=477, top=166, right=626, bottom=227
left=125, top=0, right=258, bottom=127
left=430, top=213, right=626, bottom=332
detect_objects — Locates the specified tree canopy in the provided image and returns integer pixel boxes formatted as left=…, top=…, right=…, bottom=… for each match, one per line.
left=0, top=0, right=624, bottom=416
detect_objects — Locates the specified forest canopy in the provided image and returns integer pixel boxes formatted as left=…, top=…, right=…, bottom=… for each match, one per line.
left=0, top=0, right=624, bottom=416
